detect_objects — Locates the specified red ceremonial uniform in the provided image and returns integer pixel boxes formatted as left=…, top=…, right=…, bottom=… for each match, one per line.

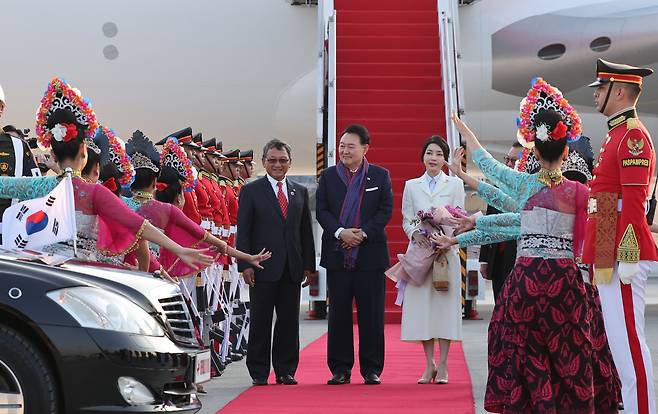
left=218, top=175, right=238, bottom=246
left=183, top=188, right=201, bottom=224
left=195, top=170, right=213, bottom=223
left=585, top=59, right=657, bottom=414
left=583, top=108, right=658, bottom=268
left=198, top=170, right=219, bottom=221
left=209, top=173, right=230, bottom=235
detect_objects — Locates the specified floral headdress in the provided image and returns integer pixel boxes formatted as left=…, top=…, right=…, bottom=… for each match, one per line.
left=516, top=78, right=581, bottom=148
left=160, top=137, right=195, bottom=192
left=35, top=77, right=99, bottom=149
left=101, top=126, right=135, bottom=187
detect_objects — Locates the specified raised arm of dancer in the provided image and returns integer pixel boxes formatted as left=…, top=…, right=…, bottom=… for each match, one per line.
left=449, top=147, right=519, bottom=214
left=164, top=204, right=272, bottom=269
left=0, top=176, right=57, bottom=200
left=451, top=113, right=538, bottom=198
left=204, top=231, right=272, bottom=269
left=476, top=181, right=521, bottom=213
left=93, top=186, right=213, bottom=269
left=450, top=112, right=483, bottom=152
left=430, top=212, right=520, bottom=249
left=141, top=223, right=213, bottom=268
left=448, top=147, right=480, bottom=189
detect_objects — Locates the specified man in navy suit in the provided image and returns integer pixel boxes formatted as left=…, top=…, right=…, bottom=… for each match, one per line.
left=237, top=139, right=316, bottom=386
left=316, top=124, right=393, bottom=385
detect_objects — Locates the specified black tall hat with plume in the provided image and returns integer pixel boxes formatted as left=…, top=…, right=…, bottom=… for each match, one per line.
left=126, top=130, right=160, bottom=172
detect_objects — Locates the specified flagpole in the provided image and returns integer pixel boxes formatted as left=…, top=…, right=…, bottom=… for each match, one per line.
left=64, top=168, right=78, bottom=257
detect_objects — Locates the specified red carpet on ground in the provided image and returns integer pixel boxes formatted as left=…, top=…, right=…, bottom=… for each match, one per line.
left=217, top=325, right=474, bottom=414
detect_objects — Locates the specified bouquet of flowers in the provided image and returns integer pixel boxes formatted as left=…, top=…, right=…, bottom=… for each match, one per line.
left=386, top=205, right=465, bottom=303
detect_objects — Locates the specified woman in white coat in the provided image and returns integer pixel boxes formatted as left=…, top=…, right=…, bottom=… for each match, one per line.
left=400, top=136, right=465, bottom=384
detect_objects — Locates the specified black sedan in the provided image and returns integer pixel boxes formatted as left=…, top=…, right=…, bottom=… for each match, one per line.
left=0, top=249, right=209, bottom=413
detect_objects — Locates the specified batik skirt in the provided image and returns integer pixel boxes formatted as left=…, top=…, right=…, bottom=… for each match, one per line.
left=484, top=256, right=620, bottom=414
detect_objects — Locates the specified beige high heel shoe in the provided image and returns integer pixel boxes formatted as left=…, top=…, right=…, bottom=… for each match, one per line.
left=417, top=367, right=438, bottom=384
left=436, top=364, right=448, bottom=384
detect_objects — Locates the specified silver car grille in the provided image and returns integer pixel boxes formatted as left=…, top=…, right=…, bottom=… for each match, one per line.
left=158, top=294, right=197, bottom=347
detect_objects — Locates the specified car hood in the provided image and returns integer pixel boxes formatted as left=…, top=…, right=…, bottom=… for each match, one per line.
left=0, top=249, right=179, bottom=314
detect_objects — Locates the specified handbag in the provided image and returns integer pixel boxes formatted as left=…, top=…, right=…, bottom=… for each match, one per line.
left=432, top=251, right=450, bottom=291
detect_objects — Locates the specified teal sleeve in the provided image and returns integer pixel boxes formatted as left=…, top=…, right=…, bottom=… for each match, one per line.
left=472, top=148, right=545, bottom=206
left=0, top=176, right=58, bottom=200
left=455, top=212, right=520, bottom=247
left=476, top=212, right=520, bottom=237
left=473, top=148, right=528, bottom=195
left=476, top=181, right=520, bottom=213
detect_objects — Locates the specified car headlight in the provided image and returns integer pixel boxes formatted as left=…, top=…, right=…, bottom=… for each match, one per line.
left=47, top=287, right=164, bottom=336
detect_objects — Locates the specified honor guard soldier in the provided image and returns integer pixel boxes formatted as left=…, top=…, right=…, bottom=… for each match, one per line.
left=226, top=149, right=244, bottom=197
left=584, top=58, right=657, bottom=414
left=211, top=141, right=232, bottom=240
left=219, top=149, right=241, bottom=247
left=239, top=149, right=255, bottom=182
left=189, top=132, right=214, bottom=227
left=212, top=144, right=235, bottom=241
left=189, top=132, right=214, bottom=233
left=201, top=138, right=229, bottom=239
left=203, top=139, right=231, bottom=241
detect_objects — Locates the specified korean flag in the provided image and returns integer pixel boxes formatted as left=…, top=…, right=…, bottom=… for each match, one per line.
left=1, top=176, right=77, bottom=250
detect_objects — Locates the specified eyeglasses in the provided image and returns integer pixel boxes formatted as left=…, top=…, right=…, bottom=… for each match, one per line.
left=265, top=158, right=290, bottom=165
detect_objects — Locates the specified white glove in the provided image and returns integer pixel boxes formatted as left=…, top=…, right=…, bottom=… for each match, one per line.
left=617, top=262, right=640, bottom=285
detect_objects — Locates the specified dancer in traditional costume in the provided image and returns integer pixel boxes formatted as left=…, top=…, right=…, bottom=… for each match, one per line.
left=124, top=133, right=270, bottom=280
left=515, top=135, right=622, bottom=411
left=433, top=79, right=619, bottom=413
left=0, top=77, right=212, bottom=270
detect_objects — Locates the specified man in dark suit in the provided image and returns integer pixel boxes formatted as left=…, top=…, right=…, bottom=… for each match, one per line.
left=316, top=124, right=393, bottom=385
left=478, top=142, right=520, bottom=301
left=236, top=139, right=316, bottom=386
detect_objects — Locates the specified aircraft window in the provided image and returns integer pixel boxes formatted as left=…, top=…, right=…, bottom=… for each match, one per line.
left=103, top=45, right=119, bottom=60
left=590, top=36, right=611, bottom=52
left=102, top=22, right=118, bottom=38
left=537, top=44, right=566, bottom=60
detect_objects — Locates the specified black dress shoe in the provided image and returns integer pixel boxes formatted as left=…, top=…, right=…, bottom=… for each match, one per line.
left=363, top=373, right=381, bottom=385
left=251, top=378, right=268, bottom=386
left=275, top=374, right=298, bottom=385
left=327, top=372, right=351, bottom=385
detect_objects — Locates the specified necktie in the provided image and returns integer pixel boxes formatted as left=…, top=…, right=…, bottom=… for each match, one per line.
left=277, top=181, right=288, bottom=218
left=429, top=177, right=436, bottom=193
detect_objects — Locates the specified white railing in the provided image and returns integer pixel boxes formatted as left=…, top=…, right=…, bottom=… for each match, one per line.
left=327, top=10, right=337, bottom=167
left=317, top=1, right=337, bottom=167
left=316, top=0, right=329, bottom=146
left=438, top=0, right=464, bottom=155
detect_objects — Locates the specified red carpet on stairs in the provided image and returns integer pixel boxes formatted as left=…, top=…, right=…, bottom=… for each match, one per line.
left=334, top=0, right=447, bottom=323
left=217, top=325, right=474, bottom=414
